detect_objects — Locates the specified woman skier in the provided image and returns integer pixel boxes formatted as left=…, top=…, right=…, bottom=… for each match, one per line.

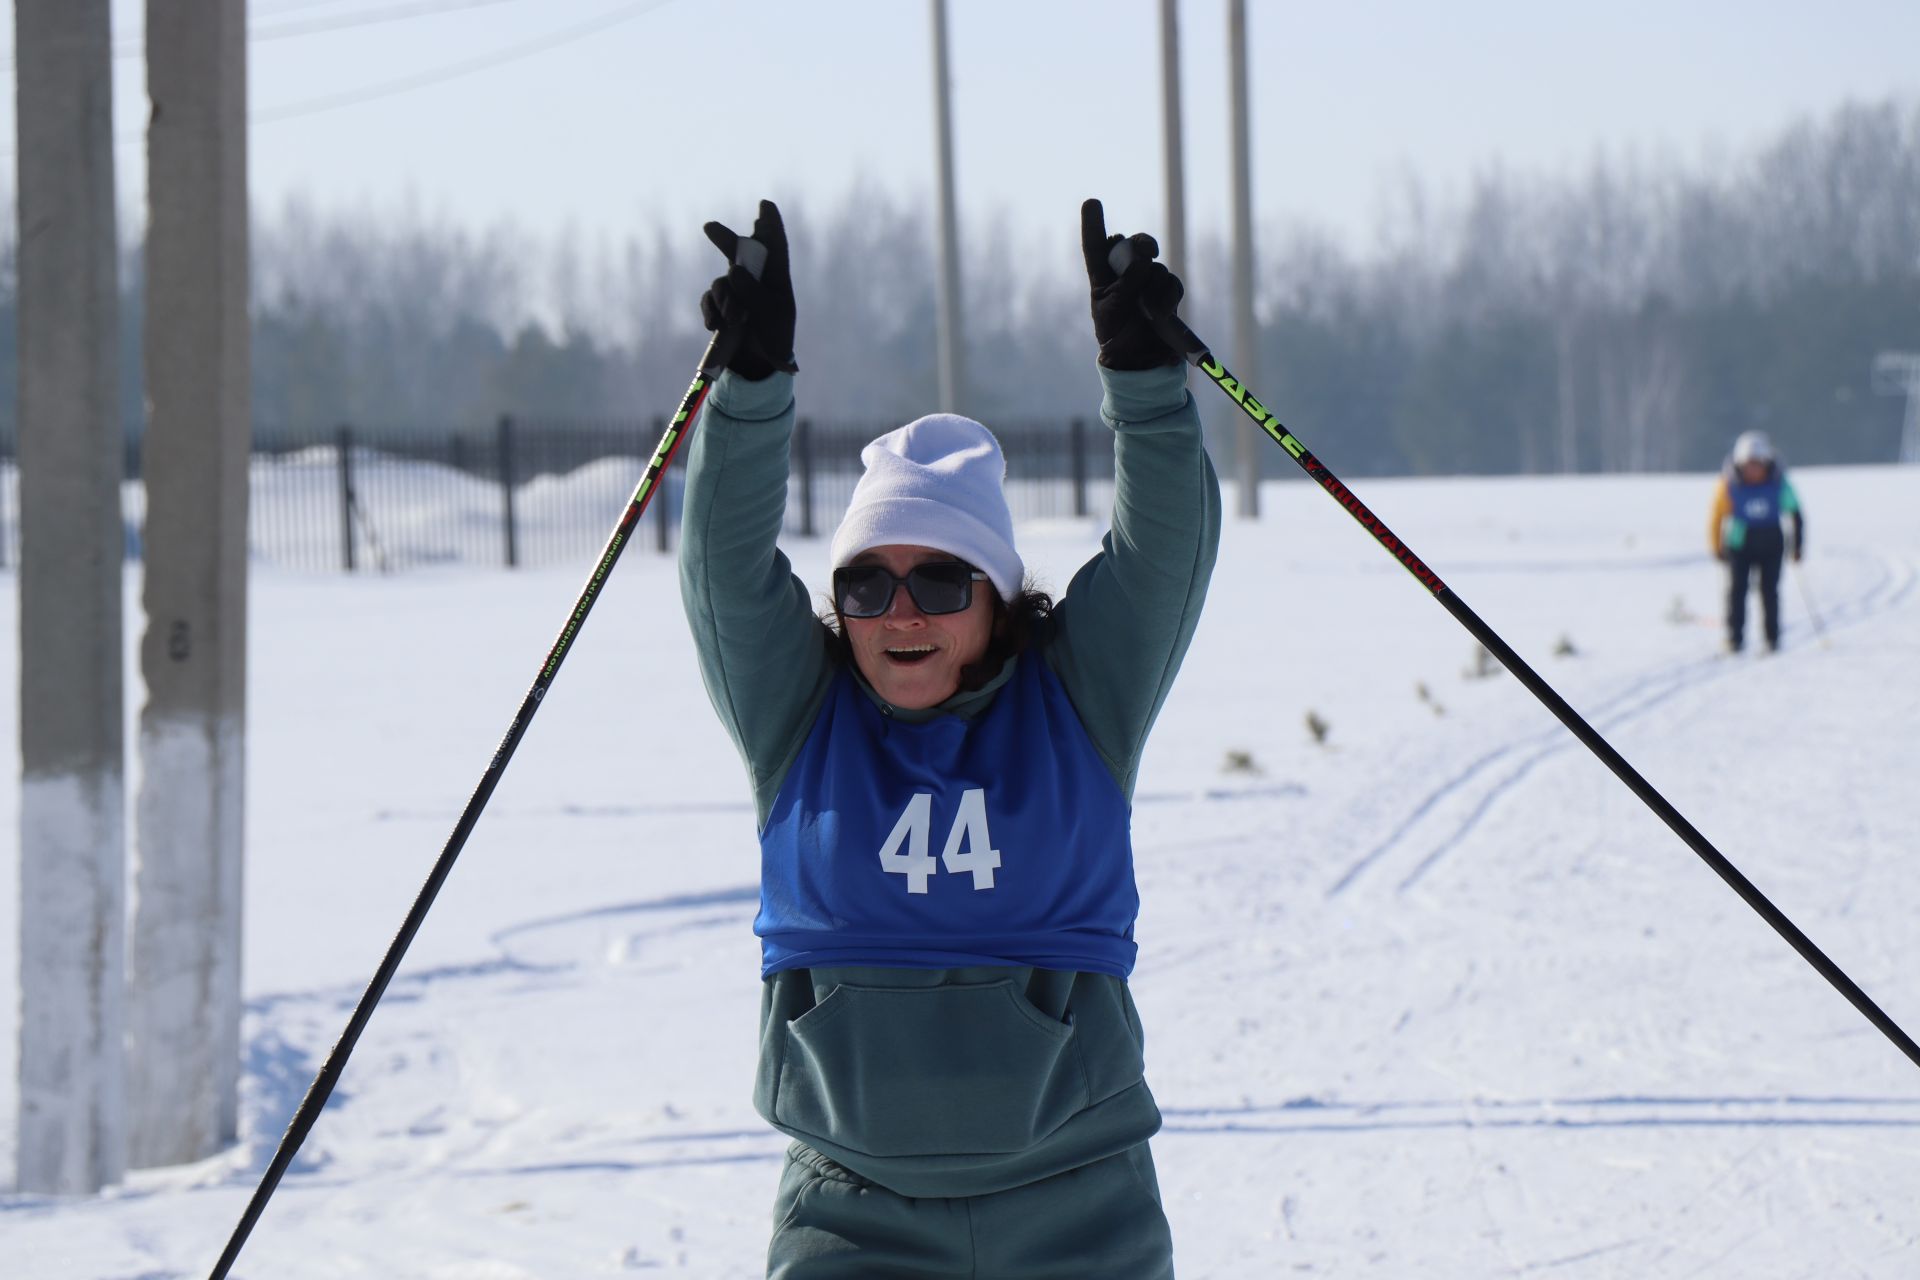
left=1709, top=429, right=1804, bottom=653
left=678, top=197, right=1219, bottom=1278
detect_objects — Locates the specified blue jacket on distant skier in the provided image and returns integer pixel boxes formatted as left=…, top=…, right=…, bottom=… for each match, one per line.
left=1708, top=430, right=1804, bottom=653
left=1724, top=471, right=1786, bottom=528
left=1710, top=432, right=1802, bottom=558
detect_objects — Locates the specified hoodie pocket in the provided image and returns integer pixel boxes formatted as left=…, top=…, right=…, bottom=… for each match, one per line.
left=772, top=979, right=1091, bottom=1158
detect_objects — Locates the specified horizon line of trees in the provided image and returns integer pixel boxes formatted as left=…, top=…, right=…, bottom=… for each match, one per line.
left=0, top=96, right=1915, bottom=477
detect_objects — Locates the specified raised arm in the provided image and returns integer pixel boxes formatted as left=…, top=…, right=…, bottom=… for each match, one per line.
left=1781, top=477, right=1805, bottom=560
left=1047, top=200, right=1223, bottom=797
left=1708, top=478, right=1731, bottom=558
left=677, top=202, right=834, bottom=825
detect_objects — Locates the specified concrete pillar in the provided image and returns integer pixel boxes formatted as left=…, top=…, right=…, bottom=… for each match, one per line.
left=13, top=0, right=128, bottom=1195
left=127, top=0, right=250, bottom=1168
left=1158, top=0, right=1187, bottom=285
left=929, top=0, right=966, bottom=414
left=1227, top=0, right=1261, bottom=518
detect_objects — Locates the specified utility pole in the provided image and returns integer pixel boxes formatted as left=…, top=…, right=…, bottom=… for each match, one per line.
left=1227, top=0, right=1261, bottom=517
left=930, top=0, right=966, bottom=414
left=1158, top=0, right=1187, bottom=285
left=14, top=0, right=127, bottom=1195
left=1872, top=352, right=1920, bottom=465
left=129, top=0, right=250, bottom=1168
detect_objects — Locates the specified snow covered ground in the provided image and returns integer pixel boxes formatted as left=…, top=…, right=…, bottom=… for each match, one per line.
left=2, top=462, right=1918, bottom=1278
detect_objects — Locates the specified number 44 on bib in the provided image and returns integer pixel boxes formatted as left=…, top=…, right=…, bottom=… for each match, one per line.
left=877, top=789, right=1001, bottom=893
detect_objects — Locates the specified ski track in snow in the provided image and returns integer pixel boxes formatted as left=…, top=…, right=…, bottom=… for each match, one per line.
left=1160, top=1093, right=1920, bottom=1135
left=5, top=467, right=1919, bottom=1278
left=1327, top=544, right=1917, bottom=900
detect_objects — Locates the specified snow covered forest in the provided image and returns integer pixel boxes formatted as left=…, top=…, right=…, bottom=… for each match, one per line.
left=0, top=98, right=1915, bottom=474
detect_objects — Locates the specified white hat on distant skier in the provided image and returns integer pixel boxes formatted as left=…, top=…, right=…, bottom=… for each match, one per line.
left=1732, top=430, right=1775, bottom=465
left=830, top=414, right=1025, bottom=603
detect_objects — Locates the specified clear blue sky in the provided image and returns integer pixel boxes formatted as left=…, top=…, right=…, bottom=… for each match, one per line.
left=10, top=0, right=1920, bottom=263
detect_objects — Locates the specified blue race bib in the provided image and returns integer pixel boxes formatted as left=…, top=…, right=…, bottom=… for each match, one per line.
left=756, top=655, right=1139, bottom=977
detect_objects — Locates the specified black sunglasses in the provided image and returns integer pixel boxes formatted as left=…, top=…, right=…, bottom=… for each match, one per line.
left=833, top=562, right=988, bottom=618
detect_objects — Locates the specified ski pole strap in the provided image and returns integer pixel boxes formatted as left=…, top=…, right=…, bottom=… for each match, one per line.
left=699, top=235, right=772, bottom=378
left=1135, top=239, right=1920, bottom=1072
left=1107, top=238, right=1208, bottom=363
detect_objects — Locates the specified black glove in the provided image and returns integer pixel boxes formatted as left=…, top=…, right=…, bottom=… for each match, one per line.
left=700, top=199, right=797, bottom=380
left=1080, top=198, right=1185, bottom=370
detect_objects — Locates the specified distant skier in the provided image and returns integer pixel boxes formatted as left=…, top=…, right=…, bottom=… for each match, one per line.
left=1709, top=430, right=1804, bottom=653
left=678, top=198, right=1217, bottom=1278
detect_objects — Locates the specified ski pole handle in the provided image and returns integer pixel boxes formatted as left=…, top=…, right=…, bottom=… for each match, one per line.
left=699, top=235, right=772, bottom=378
left=1107, top=240, right=1208, bottom=365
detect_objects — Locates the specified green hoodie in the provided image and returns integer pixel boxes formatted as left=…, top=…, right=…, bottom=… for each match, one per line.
left=679, top=363, right=1220, bottom=1198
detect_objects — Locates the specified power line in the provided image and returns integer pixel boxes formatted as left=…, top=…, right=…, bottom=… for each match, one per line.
left=252, top=0, right=394, bottom=16
left=253, top=0, right=675, bottom=124
left=0, top=0, right=674, bottom=158
left=253, top=0, right=531, bottom=42
left=0, top=0, right=550, bottom=71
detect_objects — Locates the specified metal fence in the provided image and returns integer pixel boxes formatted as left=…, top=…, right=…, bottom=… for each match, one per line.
left=0, top=416, right=1118, bottom=573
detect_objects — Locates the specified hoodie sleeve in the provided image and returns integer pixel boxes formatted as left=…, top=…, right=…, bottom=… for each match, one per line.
left=1708, top=478, right=1731, bottom=558
left=1045, top=364, right=1222, bottom=798
left=678, top=370, right=836, bottom=825
left=1781, top=477, right=1805, bottom=556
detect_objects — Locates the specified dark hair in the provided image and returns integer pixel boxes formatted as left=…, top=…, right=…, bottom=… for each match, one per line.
left=820, top=578, right=1056, bottom=693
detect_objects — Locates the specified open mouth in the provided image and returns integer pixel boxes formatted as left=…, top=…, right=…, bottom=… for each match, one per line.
left=885, top=644, right=937, bottom=665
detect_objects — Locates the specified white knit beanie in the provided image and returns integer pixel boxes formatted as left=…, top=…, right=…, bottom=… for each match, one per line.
left=1732, top=430, right=1774, bottom=465
left=829, top=414, right=1025, bottom=603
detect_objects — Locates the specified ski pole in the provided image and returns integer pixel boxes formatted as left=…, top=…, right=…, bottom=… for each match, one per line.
left=204, top=239, right=769, bottom=1280
left=1791, top=557, right=1826, bottom=641
left=1110, top=241, right=1920, bottom=1074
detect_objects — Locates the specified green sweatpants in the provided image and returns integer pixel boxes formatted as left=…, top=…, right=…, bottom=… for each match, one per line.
left=767, top=1141, right=1175, bottom=1279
